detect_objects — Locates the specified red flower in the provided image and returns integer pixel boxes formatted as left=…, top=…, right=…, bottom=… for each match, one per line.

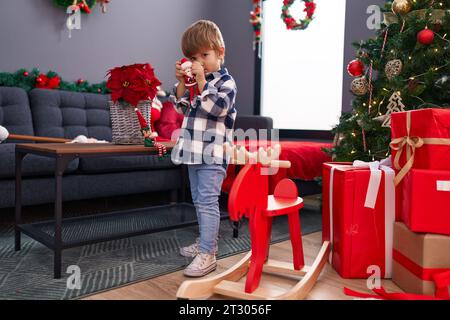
left=304, top=2, right=316, bottom=17
left=284, top=17, right=296, bottom=29
left=35, top=74, right=60, bottom=90
left=106, top=63, right=161, bottom=107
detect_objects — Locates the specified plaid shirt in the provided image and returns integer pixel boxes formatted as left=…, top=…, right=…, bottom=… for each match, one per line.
left=169, top=67, right=237, bottom=169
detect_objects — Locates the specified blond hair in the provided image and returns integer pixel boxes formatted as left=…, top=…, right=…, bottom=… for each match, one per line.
left=181, top=20, right=225, bottom=61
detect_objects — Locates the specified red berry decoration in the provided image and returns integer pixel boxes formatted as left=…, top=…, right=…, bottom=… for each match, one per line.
left=78, top=2, right=91, bottom=14
left=77, top=79, right=85, bottom=85
left=347, top=59, right=365, bottom=77
left=417, top=29, right=435, bottom=45
left=23, top=71, right=29, bottom=77
left=36, top=76, right=43, bottom=83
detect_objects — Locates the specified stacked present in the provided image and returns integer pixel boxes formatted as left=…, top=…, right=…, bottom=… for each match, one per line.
left=322, top=108, right=450, bottom=299
left=390, top=109, right=450, bottom=298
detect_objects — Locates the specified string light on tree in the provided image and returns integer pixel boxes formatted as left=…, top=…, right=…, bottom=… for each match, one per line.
left=435, top=75, right=449, bottom=88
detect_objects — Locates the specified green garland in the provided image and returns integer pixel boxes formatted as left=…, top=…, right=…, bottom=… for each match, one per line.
left=0, top=68, right=109, bottom=94
left=53, top=0, right=97, bottom=13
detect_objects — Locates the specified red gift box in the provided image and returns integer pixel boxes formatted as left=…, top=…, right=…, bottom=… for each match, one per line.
left=401, top=169, right=450, bottom=235
left=322, top=161, right=395, bottom=278
left=390, top=109, right=450, bottom=186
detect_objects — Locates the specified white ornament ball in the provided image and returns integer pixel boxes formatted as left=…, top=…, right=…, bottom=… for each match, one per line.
left=0, top=125, right=9, bottom=143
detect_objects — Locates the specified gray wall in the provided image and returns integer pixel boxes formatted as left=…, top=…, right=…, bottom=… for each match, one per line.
left=210, top=0, right=255, bottom=115
left=343, top=0, right=385, bottom=113
left=0, top=0, right=385, bottom=118
left=0, top=0, right=255, bottom=115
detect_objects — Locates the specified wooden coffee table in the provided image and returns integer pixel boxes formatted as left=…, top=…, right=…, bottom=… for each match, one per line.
left=13, top=142, right=208, bottom=279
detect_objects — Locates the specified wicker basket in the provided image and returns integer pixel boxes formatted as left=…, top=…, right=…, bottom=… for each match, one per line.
left=109, top=100, right=152, bottom=144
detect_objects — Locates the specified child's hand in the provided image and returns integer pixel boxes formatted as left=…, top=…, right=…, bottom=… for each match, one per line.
left=191, top=61, right=206, bottom=82
left=175, top=60, right=186, bottom=84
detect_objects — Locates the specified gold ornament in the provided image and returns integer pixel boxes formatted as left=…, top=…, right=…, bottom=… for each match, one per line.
left=373, top=92, right=406, bottom=128
left=385, top=59, right=403, bottom=80
left=351, top=77, right=369, bottom=96
left=392, top=0, right=412, bottom=15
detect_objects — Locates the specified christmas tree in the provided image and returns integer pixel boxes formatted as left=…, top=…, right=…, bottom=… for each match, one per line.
left=330, top=0, right=450, bottom=162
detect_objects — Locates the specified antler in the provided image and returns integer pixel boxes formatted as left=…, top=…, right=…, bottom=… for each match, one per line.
left=224, top=142, right=291, bottom=168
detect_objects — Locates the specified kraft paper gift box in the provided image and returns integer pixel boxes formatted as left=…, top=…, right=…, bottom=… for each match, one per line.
left=392, top=222, right=450, bottom=298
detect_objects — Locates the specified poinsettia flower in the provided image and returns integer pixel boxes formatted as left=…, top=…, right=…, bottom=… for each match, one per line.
left=107, top=66, right=141, bottom=104
left=304, top=2, right=316, bottom=17
left=106, top=63, right=162, bottom=106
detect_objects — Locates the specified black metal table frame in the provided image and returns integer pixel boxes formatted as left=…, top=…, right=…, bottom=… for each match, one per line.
left=14, top=146, right=191, bottom=279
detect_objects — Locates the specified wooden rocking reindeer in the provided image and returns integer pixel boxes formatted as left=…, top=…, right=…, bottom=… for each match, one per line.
left=176, top=143, right=330, bottom=300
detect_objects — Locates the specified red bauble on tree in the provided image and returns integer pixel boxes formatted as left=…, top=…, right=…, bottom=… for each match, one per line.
left=23, top=71, right=29, bottom=77
left=347, top=59, right=365, bottom=77
left=417, top=29, right=435, bottom=45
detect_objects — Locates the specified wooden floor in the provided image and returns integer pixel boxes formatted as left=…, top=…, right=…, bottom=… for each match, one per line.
left=83, top=231, right=403, bottom=300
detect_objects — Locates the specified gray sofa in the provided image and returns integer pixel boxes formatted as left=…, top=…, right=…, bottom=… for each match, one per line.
left=0, top=86, right=273, bottom=209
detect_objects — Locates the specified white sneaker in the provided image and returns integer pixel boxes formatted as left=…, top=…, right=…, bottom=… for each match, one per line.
left=183, top=252, right=217, bottom=277
left=179, top=238, right=200, bottom=258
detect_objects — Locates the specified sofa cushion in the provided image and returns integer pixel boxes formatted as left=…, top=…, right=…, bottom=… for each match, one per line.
left=79, top=154, right=175, bottom=174
left=155, top=101, right=184, bottom=140
left=235, top=115, right=273, bottom=131
left=0, top=87, right=35, bottom=141
left=29, top=89, right=112, bottom=141
left=0, top=143, right=79, bottom=179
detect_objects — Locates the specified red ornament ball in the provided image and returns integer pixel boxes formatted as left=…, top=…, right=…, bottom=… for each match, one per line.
left=36, top=77, right=43, bottom=83
left=23, top=71, right=29, bottom=77
left=347, top=59, right=365, bottom=77
left=417, top=29, right=435, bottom=45
left=77, top=79, right=84, bottom=85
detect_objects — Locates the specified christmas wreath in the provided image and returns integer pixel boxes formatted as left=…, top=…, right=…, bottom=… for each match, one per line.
left=281, top=0, right=316, bottom=31
left=53, top=0, right=97, bottom=14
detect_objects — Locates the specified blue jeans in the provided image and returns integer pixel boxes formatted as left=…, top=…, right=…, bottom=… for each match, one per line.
left=187, top=164, right=227, bottom=254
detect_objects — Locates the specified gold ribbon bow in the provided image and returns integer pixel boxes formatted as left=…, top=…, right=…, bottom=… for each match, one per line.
left=390, top=111, right=450, bottom=186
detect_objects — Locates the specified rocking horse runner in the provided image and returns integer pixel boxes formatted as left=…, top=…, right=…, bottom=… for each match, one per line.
left=176, top=143, right=330, bottom=300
